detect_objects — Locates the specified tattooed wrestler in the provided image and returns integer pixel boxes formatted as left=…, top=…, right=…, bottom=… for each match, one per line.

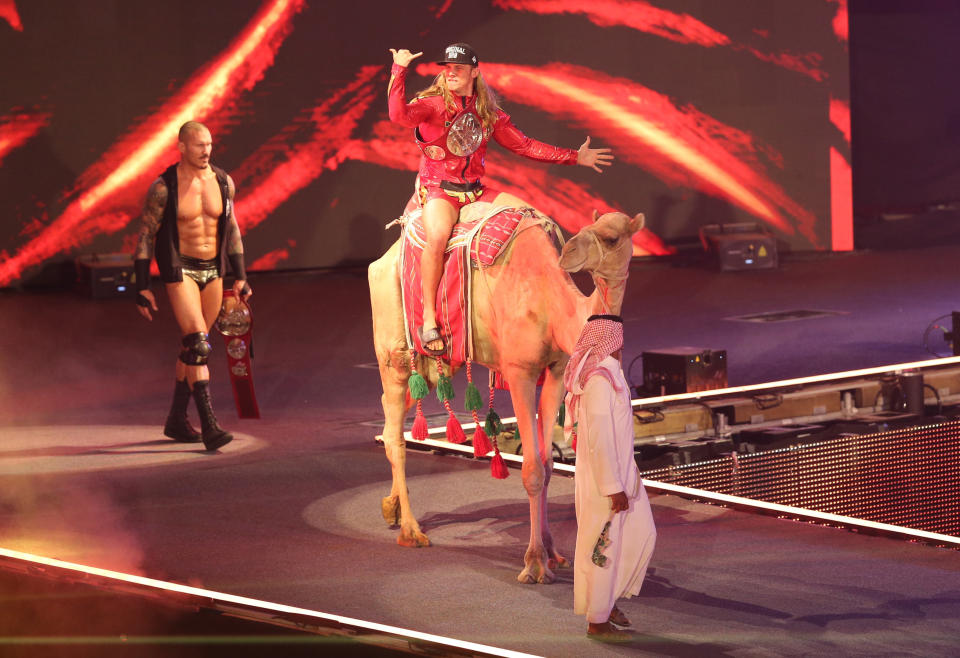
left=388, top=43, right=613, bottom=355
left=133, top=121, right=252, bottom=451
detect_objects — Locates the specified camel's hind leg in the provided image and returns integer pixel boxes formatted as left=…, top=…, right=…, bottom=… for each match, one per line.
left=537, top=361, right=570, bottom=570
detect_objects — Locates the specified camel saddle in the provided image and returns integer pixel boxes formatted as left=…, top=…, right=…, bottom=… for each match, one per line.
left=398, top=201, right=560, bottom=365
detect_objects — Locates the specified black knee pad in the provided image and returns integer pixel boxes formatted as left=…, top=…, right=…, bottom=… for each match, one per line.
left=179, top=332, right=212, bottom=365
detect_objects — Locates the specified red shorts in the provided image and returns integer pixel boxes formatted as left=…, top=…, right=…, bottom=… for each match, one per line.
left=418, top=183, right=502, bottom=212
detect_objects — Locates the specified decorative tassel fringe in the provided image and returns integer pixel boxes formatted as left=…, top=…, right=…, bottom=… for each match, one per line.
left=471, top=421, right=492, bottom=457
left=484, top=408, right=503, bottom=437
left=436, top=374, right=454, bottom=402
left=411, top=401, right=428, bottom=441
left=408, top=371, right=428, bottom=400
left=464, top=361, right=483, bottom=411
left=490, top=446, right=509, bottom=479
left=571, top=430, right=578, bottom=453
left=464, top=381, right=483, bottom=411
left=435, top=355, right=454, bottom=402
left=445, top=407, right=466, bottom=444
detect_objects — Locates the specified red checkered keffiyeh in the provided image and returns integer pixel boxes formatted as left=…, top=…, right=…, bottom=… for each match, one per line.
left=563, top=315, right=625, bottom=451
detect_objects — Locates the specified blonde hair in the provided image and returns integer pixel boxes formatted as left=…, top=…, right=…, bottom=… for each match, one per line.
left=416, top=69, right=499, bottom=132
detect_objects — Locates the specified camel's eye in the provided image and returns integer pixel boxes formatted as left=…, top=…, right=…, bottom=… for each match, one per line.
left=601, top=235, right=618, bottom=246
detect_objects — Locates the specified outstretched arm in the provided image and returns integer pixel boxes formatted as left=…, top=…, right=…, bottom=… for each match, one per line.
left=133, top=178, right=166, bottom=321
left=492, top=112, right=579, bottom=164
left=576, top=136, right=614, bottom=173
left=225, top=175, right=252, bottom=301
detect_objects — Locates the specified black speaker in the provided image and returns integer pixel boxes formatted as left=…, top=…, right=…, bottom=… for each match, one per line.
left=699, top=222, right=777, bottom=271
left=75, top=253, right=136, bottom=299
left=641, top=347, right=728, bottom=395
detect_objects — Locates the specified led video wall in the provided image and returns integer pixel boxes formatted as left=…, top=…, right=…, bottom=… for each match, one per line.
left=0, top=0, right=850, bottom=287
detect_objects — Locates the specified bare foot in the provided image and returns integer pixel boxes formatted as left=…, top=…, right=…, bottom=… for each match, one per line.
left=587, top=621, right=631, bottom=642
left=418, top=324, right=445, bottom=355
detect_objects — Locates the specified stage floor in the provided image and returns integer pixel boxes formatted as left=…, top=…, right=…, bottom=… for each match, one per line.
left=2, top=244, right=960, bottom=656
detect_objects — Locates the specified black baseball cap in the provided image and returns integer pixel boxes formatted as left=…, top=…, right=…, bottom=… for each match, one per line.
left=437, top=43, right=479, bottom=66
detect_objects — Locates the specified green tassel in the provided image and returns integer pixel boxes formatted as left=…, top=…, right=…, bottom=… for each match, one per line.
left=408, top=372, right=428, bottom=400
left=436, top=373, right=455, bottom=402
left=557, top=404, right=565, bottom=427
left=464, top=381, right=484, bottom=412
left=484, top=408, right=503, bottom=436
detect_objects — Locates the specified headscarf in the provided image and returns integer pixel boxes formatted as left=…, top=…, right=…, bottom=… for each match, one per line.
left=563, top=314, right=624, bottom=451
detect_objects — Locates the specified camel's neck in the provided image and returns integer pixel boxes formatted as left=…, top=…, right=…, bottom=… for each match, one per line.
left=591, top=275, right=626, bottom=317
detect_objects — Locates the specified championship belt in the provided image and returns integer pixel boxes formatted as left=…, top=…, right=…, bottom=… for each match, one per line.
left=215, top=290, right=260, bottom=419
left=417, top=108, right=484, bottom=161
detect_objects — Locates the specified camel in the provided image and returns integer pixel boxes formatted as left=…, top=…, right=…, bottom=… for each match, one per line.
left=368, top=203, right=644, bottom=584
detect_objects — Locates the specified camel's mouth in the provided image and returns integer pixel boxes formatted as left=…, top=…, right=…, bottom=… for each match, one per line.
left=558, top=247, right=586, bottom=273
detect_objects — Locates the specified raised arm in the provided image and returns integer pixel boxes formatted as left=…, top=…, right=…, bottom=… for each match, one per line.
left=133, top=177, right=167, bottom=320
left=224, top=175, right=252, bottom=300
left=387, top=48, right=436, bottom=127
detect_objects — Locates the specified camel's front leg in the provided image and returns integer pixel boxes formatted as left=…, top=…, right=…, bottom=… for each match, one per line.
left=507, top=371, right=555, bottom=584
left=537, top=363, right=569, bottom=570
left=379, top=352, right=430, bottom=548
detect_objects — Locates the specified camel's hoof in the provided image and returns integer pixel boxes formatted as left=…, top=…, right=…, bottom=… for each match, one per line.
left=548, top=554, right=570, bottom=570
left=517, top=564, right=555, bottom=584
left=381, top=495, right=400, bottom=527
left=397, top=528, right=431, bottom=548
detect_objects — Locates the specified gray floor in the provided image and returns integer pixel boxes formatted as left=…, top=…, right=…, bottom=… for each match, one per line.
left=2, top=242, right=960, bottom=656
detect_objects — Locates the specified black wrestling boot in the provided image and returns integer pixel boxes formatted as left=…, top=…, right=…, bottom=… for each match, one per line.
left=191, top=380, right=233, bottom=451
left=163, top=379, right=202, bottom=443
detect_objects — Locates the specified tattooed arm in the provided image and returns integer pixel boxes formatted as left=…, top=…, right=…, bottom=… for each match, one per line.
left=134, top=178, right=167, bottom=320
left=224, top=175, right=252, bottom=300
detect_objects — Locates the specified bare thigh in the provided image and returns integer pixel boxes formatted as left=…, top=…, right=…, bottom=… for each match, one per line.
left=166, top=279, right=207, bottom=335
left=422, top=197, right=459, bottom=243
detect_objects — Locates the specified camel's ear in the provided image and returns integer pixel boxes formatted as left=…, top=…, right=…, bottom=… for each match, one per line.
left=628, top=212, right=645, bottom=233
left=592, top=209, right=600, bottom=222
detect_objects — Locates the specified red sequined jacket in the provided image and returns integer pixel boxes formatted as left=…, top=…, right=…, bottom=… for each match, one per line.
left=388, top=63, right=577, bottom=188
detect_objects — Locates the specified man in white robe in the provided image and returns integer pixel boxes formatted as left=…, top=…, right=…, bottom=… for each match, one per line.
left=565, top=314, right=657, bottom=640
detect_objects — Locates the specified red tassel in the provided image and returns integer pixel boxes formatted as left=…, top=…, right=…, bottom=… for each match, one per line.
left=446, top=413, right=466, bottom=444
left=490, top=448, right=509, bottom=479
left=472, top=425, right=492, bottom=457
left=411, top=402, right=428, bottom=441
left=571, top=430, right=578, bottom=453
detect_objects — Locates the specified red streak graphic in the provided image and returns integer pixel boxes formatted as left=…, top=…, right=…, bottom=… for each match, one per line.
left=0, top=0, right=305, bottom=286
left=495, top=0, right=728, bottom=46
left=0, top=111, right=50, bottom=166
left=830, top=147, right=852, bottom=251
left=0, top=0, right=22, bottom=31
left=830, top=0, right=849, bottom=42
left=444, top=62, right=819, bottom=245
left=430, top=0, right=454, bottom=19
left=232, top=66, right=380, bottom=231
left=251, top=247, right=291, bottom=271
left=830, top=97, right=851, bottom=143
left=494, top=0, right=827, bottom=81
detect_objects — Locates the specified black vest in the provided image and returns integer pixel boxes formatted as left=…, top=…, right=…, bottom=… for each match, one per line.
left=154, top=164, right=232, bottom=282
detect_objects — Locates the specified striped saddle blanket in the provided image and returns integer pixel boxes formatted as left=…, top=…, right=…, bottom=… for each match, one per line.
left=399, top=202, right=529, bottom=364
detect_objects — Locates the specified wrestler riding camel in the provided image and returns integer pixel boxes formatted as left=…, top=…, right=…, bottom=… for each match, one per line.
left=388, top=42, right=613, bottom=355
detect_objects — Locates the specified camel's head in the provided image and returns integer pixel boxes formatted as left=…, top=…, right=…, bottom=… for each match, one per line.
left=558, top=210, right=645, bottom=278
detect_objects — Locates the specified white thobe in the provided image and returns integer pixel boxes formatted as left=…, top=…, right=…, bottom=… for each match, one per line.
left=573, top=356, right=657, bottom=623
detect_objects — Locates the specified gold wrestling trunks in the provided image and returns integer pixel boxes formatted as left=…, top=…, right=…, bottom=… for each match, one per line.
left=180, top=255, right=220, bottom=290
